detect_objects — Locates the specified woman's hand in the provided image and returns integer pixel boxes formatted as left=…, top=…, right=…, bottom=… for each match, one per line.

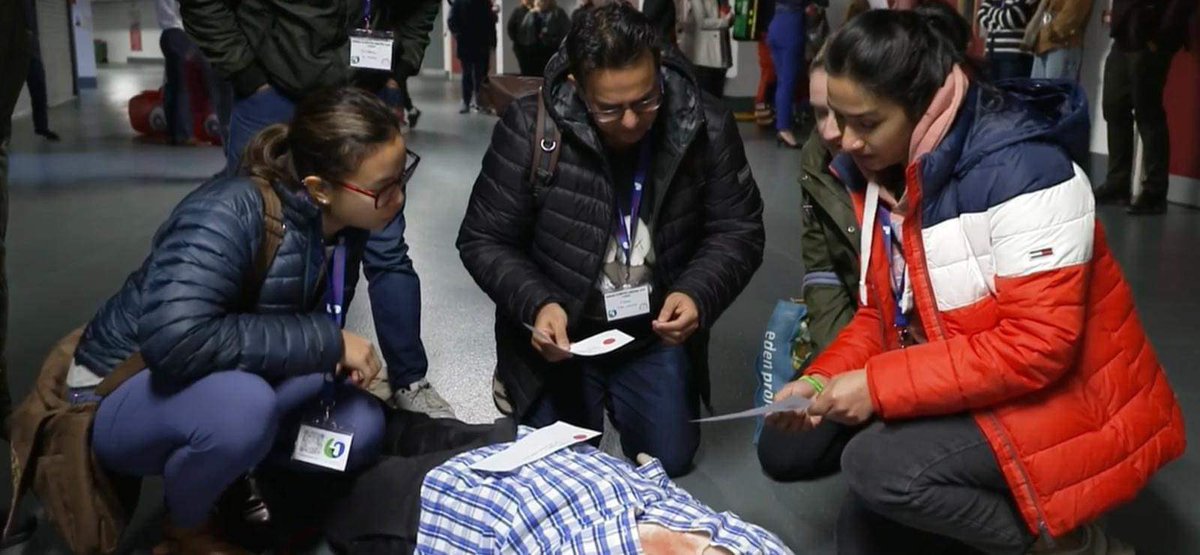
left=764, top=376, right=825, bottom=433
left=807, top=369, right=874, bottom=425
left=340, top=331, right=383, bottom=389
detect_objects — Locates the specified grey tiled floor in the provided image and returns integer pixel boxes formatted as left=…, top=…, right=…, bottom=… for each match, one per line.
left=3, top=65, right=1198, bottom=554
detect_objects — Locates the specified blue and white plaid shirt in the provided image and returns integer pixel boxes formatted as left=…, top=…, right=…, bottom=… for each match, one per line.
left=416, top=428, right=792, bottom=554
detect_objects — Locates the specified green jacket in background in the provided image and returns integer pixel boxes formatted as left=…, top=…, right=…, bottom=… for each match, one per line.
left=799, top=130, right=860, bottom=353
left=179, top=0, right=441, bottom=100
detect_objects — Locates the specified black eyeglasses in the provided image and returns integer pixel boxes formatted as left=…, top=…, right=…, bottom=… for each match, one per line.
left=334, top=149, right=421, bottom=209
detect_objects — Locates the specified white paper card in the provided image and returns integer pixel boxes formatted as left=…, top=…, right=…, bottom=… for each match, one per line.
left=470, top=421, right=601, bottom=473
left=522, top=325, right=635, bottom=357
left=292, top=424, right=355, bottom=471
left=570, top=329, right=635, bottom=356
left=350, top=35, right=394, bottom=70
left=603, top=285, right=652, bottom=321
left=868, top=0, right=889, bottom=8
left=691, top=396, right=813, bottom=423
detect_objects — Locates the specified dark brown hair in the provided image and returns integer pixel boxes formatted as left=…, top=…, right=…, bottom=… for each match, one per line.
left=240, top=87, right=401, bottom=187
left=826, top=0, right=985, bottom=119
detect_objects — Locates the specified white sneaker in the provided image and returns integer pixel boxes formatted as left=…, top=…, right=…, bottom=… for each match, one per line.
left=390, top=379, right=456, bottom=419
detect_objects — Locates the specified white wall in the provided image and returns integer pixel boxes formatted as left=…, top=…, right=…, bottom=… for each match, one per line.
left=13, top=0, right=77, bottom=119
left=73, top=0, right=99, bottom=86
left=92, top=0, right=164, bottom=64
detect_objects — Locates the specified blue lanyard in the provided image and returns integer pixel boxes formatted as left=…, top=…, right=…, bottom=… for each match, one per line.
left=878, top=209, right=909, bottom=332
left=613, top=139, right=654, bottom=273
left=361, top=0, right=373, bottom=29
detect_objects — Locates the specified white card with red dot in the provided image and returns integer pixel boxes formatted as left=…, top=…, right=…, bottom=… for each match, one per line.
left=469, top=421, right=602, bottom=473
left=569, top=329, right=635, bottom=357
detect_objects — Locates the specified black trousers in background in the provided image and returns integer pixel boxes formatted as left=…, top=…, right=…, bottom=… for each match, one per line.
left=1102, top=46, right=1178, bottom=202
left=758, top=414, right=1035, bottom=555
left=25, top=54, right=49, bottom=134
left=694, top=66, right=728, bottom=99
left=986, top=51, right=1034, bottom=81
left=459, top=56, right=489, bottom=108
left=0, top=0, right=31, bottom=433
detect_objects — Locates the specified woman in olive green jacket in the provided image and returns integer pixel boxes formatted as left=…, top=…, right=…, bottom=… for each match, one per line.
left=798, top=57, right=860, bottom=354
left=759, top=51, right=862, bottom=481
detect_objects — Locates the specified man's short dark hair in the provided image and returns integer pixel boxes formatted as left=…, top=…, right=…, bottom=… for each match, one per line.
left=566, top=2, right=663, bottom=84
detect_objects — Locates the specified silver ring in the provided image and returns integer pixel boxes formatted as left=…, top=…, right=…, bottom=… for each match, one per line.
left=541, top=139, right=557, bottom=152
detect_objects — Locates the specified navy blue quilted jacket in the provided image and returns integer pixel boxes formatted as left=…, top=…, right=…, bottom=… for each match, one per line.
left=74, top=178, right=370, bottom=388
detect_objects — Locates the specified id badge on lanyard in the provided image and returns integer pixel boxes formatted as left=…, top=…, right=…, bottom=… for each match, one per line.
left=292, top=238, right=355, bottom=472
left=879, top=210, right=916, bottom=348
left=350, top=0, right=394, bottom=71
left=604, top=140, right=654, bottom=322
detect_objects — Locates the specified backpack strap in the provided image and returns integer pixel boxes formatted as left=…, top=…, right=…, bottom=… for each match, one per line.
left=246, top=178, right=286, bottom=306
left=528, top=87, right=562, bottom=197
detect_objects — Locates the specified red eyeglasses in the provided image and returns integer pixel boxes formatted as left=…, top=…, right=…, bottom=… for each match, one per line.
left=334, top=149, right=421, bottom=209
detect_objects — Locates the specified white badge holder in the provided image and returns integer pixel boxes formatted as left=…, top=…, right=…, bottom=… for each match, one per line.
left=350, top=29, right=394, bottom=71
left=292, top=395, right=355, bottom=472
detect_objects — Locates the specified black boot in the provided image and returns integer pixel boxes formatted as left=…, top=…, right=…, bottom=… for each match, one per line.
left=1127, top=194, right=1168, bottom=215
left=1, top=510, right=38, bottom=549
left=1093, top=184, right=1131, bottom=205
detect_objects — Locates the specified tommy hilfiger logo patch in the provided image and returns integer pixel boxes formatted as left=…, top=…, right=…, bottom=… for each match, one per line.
left=1029, top=247, right=1055, bottom=260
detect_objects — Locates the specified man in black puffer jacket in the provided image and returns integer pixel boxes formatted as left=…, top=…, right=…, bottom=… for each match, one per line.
left=458, top=3, right=764, bottom=477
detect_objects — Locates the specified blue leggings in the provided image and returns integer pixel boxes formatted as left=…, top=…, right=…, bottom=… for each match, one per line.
left=90, top=371, right=385, bottom=528
left=767, top=9, right=807, bottom=132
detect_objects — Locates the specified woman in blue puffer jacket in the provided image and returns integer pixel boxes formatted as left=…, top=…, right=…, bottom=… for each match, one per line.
left=69, top=87, right=418, bottom=553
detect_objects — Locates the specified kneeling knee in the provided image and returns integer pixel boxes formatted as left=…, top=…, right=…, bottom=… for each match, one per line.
left=841, top=433, right=917, bottom=511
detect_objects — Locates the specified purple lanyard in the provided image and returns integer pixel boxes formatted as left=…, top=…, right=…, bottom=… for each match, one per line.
left=878, top=209, right=909, bottom=333
left=613, top=139, right=654, bottom=272
left=325, top=238, right=347, bottom=329
left=361, top=0, right=372, bottom=29
left=321, top=238, right=348, bottom=407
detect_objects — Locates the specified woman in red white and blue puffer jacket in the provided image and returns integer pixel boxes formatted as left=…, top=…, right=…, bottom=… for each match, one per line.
left=764, top=3, right=1185, bottom=554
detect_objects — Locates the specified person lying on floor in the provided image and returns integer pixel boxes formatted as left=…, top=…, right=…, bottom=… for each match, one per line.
left=67, top=87, right=422, bottom=554
left=317, top=414, right=792, bottom=555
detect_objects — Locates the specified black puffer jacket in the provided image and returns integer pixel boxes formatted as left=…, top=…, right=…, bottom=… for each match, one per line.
left=457, top=49, right=765, bottom=418
left=179, top=0, right=442, bottom=99
left=74, top=178, right=371, bottom=389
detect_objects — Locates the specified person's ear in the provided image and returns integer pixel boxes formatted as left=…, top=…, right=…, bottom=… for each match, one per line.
left=303, top=176, right=334, bottom=207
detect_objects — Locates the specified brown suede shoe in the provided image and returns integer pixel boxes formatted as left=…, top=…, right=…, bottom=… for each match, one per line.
left=153, top=521, right=253, bottom=555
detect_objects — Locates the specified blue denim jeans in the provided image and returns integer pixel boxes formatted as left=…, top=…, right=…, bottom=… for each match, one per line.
left=524, top=343, right=700, bottom=477
left=1031, top=48, right=1083, bottom=80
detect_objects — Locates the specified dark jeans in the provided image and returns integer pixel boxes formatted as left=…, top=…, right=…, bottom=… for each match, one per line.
left=695, top=66, right=728, bottom=99
left=1102, top=46, right=1177, bottom=201
left=25, top=55, right=49, bottom=133
left=160, top=28, right=198, bottom=143
left=380, top=79, right=415, bottom=112
left=223, top=88, right=429, bottom=390
left=759, top=414, right=1035, bottom=555
left=89, top=371, right=385, bottom=528
left=524, top=342, right=700, bottom=477
left=986, top=51, right=1034, bottom=81
left=459, top=57, right=488, bottom=108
